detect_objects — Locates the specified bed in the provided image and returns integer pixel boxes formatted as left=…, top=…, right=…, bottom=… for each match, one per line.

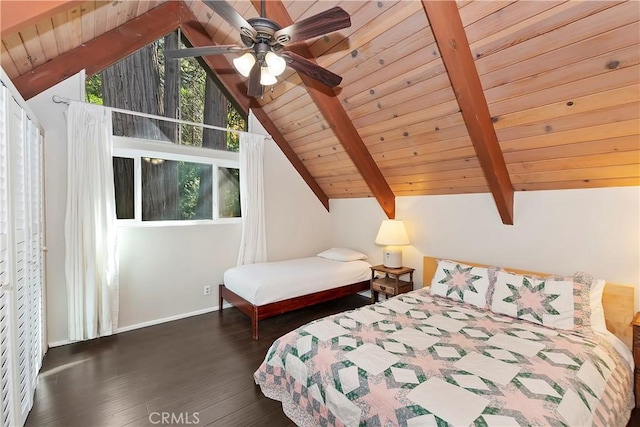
left=254, top=256, right=635, bottom=426
left=219, top=248, right=372, bottom=340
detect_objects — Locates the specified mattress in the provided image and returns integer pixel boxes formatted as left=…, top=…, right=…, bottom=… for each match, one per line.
left=223, top=256, right=372, bottom=306
left=254, top=288, right=634, bottom=426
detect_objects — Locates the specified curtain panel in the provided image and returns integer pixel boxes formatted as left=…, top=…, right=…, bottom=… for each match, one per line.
left=65, top=101, right=119, bottom=340
left=237, top=131, right=267, bottom=266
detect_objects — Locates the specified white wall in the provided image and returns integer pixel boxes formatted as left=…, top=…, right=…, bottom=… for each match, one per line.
left=331, top=187, right=640, bottom=308
left=251, top=112, right=332, bottom=261
left=116, top=224, right=240, bottom=329
left=28, top=74, right=83, bottom=346
left=28, top=74, right=332, bottom=346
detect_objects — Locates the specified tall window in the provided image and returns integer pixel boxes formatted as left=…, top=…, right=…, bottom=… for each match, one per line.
left=86, top=31, right=245, bottom=223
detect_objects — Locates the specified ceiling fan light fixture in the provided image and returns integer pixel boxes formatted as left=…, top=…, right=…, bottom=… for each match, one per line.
left=164, top=0, right=352, bottom=97
left=265, top=51, right=286, bottom=77
left=260, top=67, right=277, bottom=86
left=233, top=52, right=256, bottom=77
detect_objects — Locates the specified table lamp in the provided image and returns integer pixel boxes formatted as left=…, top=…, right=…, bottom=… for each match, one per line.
left=375, top=219, right=410, bottom=268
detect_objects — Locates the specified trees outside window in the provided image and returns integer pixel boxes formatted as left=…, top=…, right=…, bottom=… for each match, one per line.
left=86, top=31, right=245, bottom=222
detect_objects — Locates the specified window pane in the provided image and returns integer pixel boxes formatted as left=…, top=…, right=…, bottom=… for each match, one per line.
left=113, top=157, right=134, bottom=219
left=141, top=158, right=213, bottom=221
left=86, top=34, right=247, bottom=152
left=179, top=161, right=212, bottom=220
left=219, top=168, right=240, bottom=218
left=180, top=123, right=203, bottom=148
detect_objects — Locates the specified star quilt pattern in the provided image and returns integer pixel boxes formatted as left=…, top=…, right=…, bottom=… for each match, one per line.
left=429, top=260, right=497, bottom=310
left=254, top=289, right=633, bottom=427
left=491, top=270, right=585, bottom=331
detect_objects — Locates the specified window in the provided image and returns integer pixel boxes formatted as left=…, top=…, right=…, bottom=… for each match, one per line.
left=113, top=135, right=241, bottom=225
left=85, top=30, right=247, bottom=225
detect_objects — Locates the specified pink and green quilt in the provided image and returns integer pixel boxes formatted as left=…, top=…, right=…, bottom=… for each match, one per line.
left=254, top=289, right=633, bottom=426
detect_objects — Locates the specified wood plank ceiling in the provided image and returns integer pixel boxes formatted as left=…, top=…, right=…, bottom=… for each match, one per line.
left=2, top=0, right=639, bottom=224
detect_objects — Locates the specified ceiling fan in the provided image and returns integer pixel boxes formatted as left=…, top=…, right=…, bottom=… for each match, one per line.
left=165, top=0, right=351, bottom=97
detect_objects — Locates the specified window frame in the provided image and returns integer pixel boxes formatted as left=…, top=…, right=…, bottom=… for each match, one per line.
left=112, top=136, right=241, bottom=227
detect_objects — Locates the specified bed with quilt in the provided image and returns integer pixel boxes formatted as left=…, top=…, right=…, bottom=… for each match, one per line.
left=219, top=248, right=371, bottom=340
left=254, top=257, right=635, bottom=426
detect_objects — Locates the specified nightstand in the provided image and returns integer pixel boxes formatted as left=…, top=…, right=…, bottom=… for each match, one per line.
left=632, top=312, right=640, bottom=407
left=370, top=265, right=415, bottom=303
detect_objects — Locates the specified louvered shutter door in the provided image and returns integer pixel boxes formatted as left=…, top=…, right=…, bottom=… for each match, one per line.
left=25, top=119, right=42, bottom=385
left=0, top=85, right=15, bottom=427
left=8, top=97, right=31, bottom=426
left=0, top=75, right=45, bottom=427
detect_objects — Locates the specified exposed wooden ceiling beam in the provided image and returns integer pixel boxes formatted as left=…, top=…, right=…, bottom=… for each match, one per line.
left=178, top=3, right=330, bottom=211
left=421, top=0, right=514, bottom=225
left=12, top=1, right=181, bottom=100
left=255, top=0, right=397, bottom=219
left=0, top=0, right=83, bottom=37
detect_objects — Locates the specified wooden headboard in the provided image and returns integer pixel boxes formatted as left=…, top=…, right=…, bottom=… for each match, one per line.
left=423, top=256, right=635, bottom=349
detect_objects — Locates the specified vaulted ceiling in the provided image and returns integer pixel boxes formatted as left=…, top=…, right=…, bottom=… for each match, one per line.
left=2, top=0, right=639, bottom=224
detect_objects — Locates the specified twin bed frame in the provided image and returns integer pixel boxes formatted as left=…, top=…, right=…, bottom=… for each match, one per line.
left=219, top=280, right=370, bottom=340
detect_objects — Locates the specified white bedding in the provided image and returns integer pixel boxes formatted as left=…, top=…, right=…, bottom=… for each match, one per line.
left=223, top=256, right=372, bottom=306
left=599, top=329, right=634, bottom=370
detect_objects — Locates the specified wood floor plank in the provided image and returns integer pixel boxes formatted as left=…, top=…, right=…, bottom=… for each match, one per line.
left=25, top=295, right=370, bottom=426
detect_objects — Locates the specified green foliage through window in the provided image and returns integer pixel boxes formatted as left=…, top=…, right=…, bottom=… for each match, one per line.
left=91, top=31, right=245, bottom=222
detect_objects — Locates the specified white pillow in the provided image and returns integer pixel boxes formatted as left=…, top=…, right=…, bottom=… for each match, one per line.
left=590, top=279, right=607, bottom=333
left=571, top=271, right=602, bottom=333
left=430, top=260, right=493, bottom=309
left=490, top=270, right=576, bottom=330
left=317, top=247, right=367, bottom=262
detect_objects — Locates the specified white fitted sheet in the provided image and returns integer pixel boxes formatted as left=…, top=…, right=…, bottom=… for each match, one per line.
left=223, top=257, right=372, bottom=306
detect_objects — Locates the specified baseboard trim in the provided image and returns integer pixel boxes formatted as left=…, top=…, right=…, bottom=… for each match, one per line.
left=48, top=303, right=232, bottom=348
left=116, top=306, right=218, bottom=333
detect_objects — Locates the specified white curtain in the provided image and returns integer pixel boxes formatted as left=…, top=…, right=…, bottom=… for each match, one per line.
left=237, top=131, right=267, bottom=265
left=65, top=101, right=119, bottom=341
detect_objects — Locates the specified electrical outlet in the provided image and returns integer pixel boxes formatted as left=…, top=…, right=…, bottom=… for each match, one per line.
left=204, top=285, right=211, bottom=296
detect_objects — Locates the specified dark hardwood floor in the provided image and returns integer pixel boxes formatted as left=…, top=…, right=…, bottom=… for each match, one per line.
left=26, top=295, right=370, bottom=427
left=27, top=294, right=640, bottom=427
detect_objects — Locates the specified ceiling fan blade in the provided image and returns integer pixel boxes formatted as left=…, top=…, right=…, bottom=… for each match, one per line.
left=273, top=7, right=351, bottom=45
left=203, top=0, right=257, bottom=41
left=165, top=45, right=247, bottom=60
left=247, top=62, right=263, bottom=97
left=282, top=51, right=342, bottom=88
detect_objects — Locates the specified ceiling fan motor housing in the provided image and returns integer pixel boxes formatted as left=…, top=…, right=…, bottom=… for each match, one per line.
left=241, top=17, right=284, bottom=47
left=254, top=42, right=271, bottom=62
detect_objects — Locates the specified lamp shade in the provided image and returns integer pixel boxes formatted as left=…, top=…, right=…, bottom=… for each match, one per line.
left=375, top=219, right=410, bottom=246
left=260, top=67, right=277, bottom=86
left=232, top=52, right=255, bottom=77
left=265, top=51, right=287, bottom=76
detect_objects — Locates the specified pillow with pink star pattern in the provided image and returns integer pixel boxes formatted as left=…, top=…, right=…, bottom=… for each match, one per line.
left=429, top=259, right=499, bottom=309
left=490, top=270, right=591, bottom=331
